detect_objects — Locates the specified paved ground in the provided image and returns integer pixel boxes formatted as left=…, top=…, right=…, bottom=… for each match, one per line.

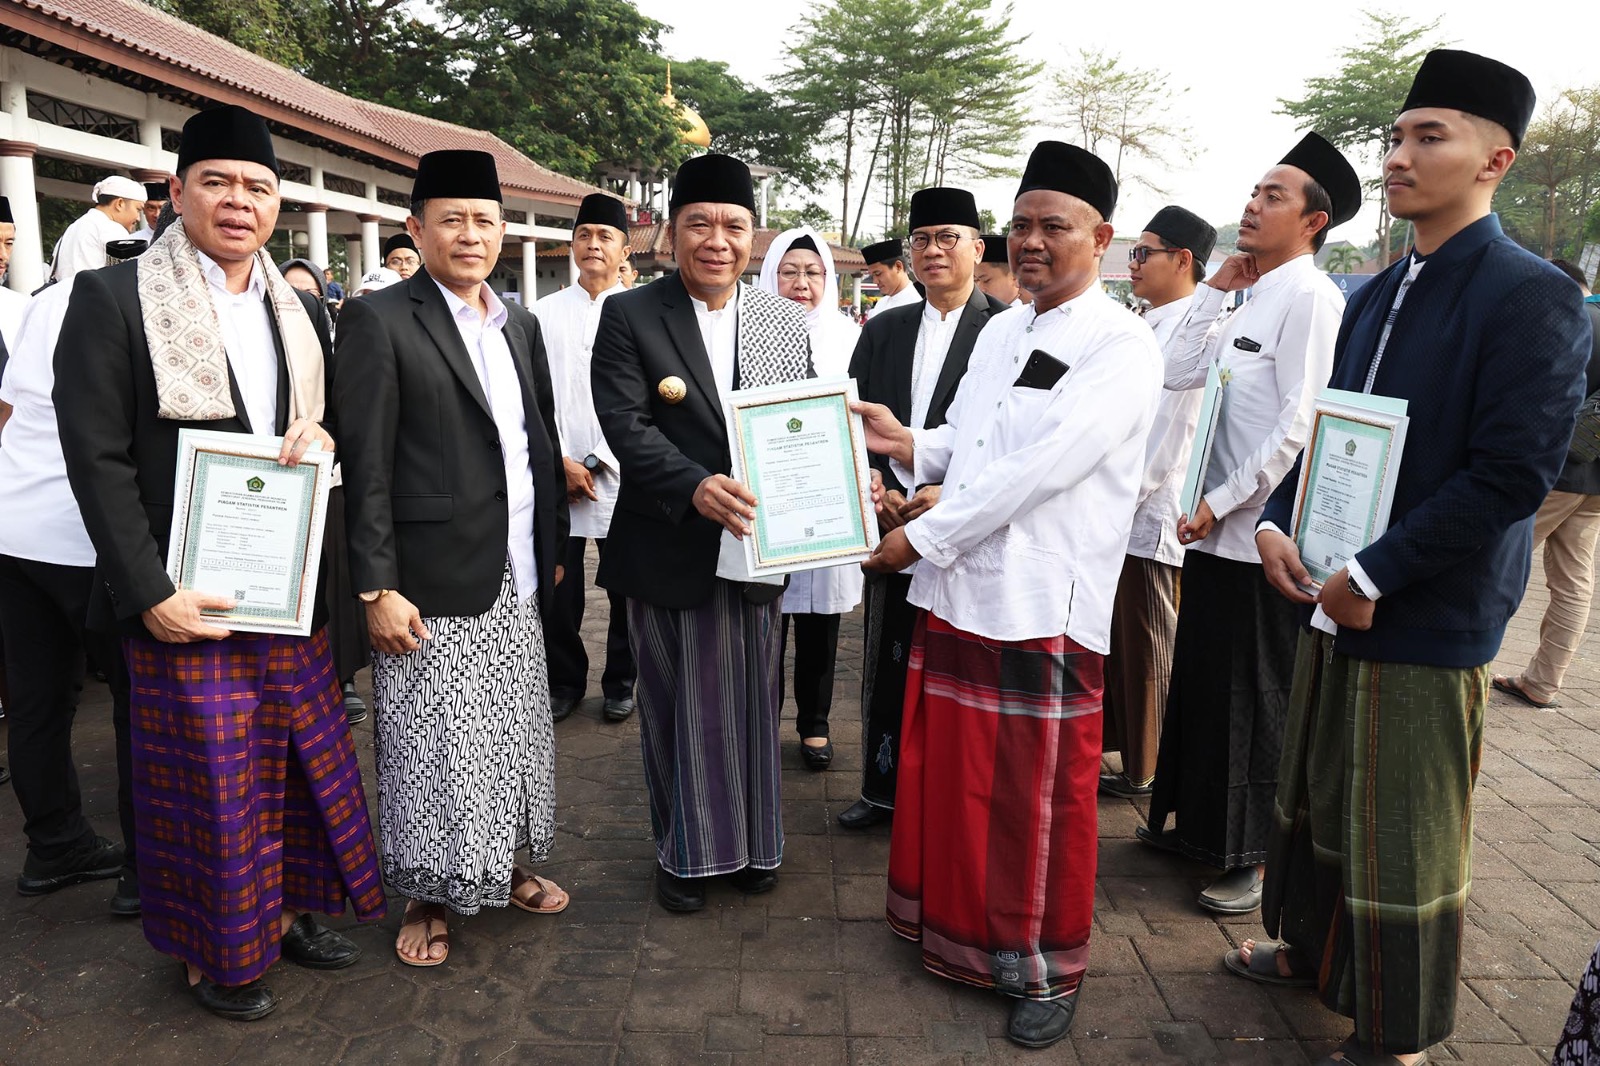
left=2, top=549, right=1598, bottom=1064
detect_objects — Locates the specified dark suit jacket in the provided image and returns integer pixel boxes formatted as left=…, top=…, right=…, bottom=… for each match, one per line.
left=334, top=268, right=568, bottom=619
left=53, top=262, right=334, bottom=638
left=847, top=286, right=1007, bottom=493
left=590, top=272, right=812, bottom=609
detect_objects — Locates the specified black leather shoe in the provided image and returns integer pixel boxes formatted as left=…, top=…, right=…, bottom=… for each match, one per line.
left=800, top=740, right=834, bottom=772
left=110, top=866, right=141, bottom=917
left=342, top=682, right=368, bottom=726
left=279, top=913, right=361, bottom=970
left=729, top=866, right=778, bottom=894
left=17, top=835, right=124, bottom=895
left=1098, top=772, right=1152, bottom=798
left=1007, top=993, right=1078, bottom=1048
left=836, top=799, right=890, bottom=830
left=603, top=696, right=635, bottom=722
left=655, top=869, right=705, bottom=913
left=1134, top=824, right=1184, bottom=854
left=551, top=695, right=580, bottom=723
left=188, top=974, right=278, bottom=1022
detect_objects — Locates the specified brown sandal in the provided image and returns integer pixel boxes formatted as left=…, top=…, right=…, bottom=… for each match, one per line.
left=396, top=901, right=450, bottom=967
left=510, top=868, right=570, bottom=915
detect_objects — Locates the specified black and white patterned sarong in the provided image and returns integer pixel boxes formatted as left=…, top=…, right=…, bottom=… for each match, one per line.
left=371, top=562, right=555, bottom=914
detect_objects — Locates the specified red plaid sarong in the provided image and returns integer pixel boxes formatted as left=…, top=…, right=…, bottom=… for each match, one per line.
left=886, top=612, right=1103, bottom=1001
left=126, top=628, right=386, bottom=985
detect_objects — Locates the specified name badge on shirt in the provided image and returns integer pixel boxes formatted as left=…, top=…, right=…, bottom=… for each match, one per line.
left=1232, top=336, right=1263, bottom=353
left=1013, top=349, right=1069, bottom=390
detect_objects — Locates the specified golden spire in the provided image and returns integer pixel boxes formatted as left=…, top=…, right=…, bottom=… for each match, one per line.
left=662, top=62, right=711, bottom=149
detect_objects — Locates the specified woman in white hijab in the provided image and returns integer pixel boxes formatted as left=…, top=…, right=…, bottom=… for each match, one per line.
left=758, top=226, right=864, bottom=772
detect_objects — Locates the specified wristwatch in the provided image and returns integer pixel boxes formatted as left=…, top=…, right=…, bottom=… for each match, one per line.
left=359, top=589, right=394, bottom=604
left=1346, top=574, right=1370, bottom=600
left=582, top=453, right=601, bottom=472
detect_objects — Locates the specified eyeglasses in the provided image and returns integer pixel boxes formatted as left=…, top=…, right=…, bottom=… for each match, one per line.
left=907, top=231, right=970, bottom=251
left=778, top=268, right=827, bottom=282
left=1128, top=245, right=1182, bottom=265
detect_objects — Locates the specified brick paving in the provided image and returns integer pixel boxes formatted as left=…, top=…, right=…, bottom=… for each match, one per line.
left=1, top=550, right=1597, bottom=1064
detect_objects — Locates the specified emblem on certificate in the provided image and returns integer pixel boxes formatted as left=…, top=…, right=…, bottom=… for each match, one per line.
left=166, top=428, right=334, bottom=636
left=1288, top=389, right=1410, bottom=585
left=715, top=376, right=880, bottom=581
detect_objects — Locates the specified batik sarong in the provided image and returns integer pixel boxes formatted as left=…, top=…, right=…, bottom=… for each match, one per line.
left=126, top=628, right=385, bottom=986
left=886, top=612, right=1103, bottom=1001
left=1102, top=553, right=1180, bottom=786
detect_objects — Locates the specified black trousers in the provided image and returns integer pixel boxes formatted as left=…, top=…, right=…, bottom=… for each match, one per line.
left=860, top=572, right=918, bottom=808
left=546, top=536, right=636, bottom=700
left=0, top=554, right=134, bottom=863
left=780, top=612, right=841, bottom=739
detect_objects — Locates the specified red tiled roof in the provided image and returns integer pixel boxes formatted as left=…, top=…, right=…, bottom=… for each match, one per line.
left=538, top=226, right=866, bottom=273
left=9, top=0, right=606, bottom=204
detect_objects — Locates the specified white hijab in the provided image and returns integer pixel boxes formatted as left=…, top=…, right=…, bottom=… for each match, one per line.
left=758, top=225, right=859, bottom=376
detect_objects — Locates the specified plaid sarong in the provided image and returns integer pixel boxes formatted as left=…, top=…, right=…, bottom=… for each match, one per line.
left=127, top=629, right=386, bottom=985
left=886, top=612, right=1103, bottom=1001
left=1263, top=630, right=1487, bottom=1055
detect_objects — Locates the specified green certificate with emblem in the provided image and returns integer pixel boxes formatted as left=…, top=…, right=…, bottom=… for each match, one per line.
left=167, top=429, right=334, bottom=636
left=720, top=377, right=879, bottom=579
left=1289, top=389, right=1410, bottom=586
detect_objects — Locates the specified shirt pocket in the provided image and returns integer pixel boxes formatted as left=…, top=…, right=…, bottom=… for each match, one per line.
left=390, top=493, right=453, bottom=522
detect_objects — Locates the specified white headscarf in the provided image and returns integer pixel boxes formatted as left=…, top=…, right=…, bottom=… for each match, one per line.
left=758, top=226, right=859, bottom=376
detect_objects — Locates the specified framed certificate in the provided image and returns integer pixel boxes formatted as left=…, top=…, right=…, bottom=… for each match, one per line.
left=719, top=377, right=880, bottom=579
left=1289, top=389, right=1410, bottom=584
left=167, top=429, right=334, bottom=636
left=1177, top=362, right=1225, bottom=521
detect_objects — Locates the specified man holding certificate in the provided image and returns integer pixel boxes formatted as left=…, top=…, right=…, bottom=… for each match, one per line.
left=853, top=141, right=1161, bottom=1048
left=1246, top=52, right=1593, bottom=1063
left=52, top=106, right=385, bottom=1021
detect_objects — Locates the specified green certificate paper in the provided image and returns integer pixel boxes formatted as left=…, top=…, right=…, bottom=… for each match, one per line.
left=721, top=377, right=879, bottom=578
left=166, top=429, right=334, bottom=635
left=1290, top=389, right=1409, bottom=585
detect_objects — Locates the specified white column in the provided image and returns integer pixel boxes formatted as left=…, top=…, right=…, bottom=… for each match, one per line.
left=305, top=205, right=329, bottom=269
left=346, top=236, right=361, bottom=283
left=358, top=214, right=380, bottom=274
left=522, top=238, right=538, bottom=301
left=759, top=175, right=772, bottom=228
left=852, top=273, right=862, bottom=312
left=1, top=141, right=42, bottom=292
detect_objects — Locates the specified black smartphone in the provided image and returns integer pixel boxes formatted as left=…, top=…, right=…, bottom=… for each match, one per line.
left=1013, top=349, right=1070, bottom=390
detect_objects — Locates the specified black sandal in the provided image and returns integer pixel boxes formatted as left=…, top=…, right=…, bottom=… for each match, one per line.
left=1223, top=940, right=1315, bottom=987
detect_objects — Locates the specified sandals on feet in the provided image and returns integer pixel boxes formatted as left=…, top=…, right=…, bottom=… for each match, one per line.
left=1492, top=675, right=1559, bottom=709
left=397, top=902, right=450, bottom=968
left=1223, top=939, right=1315, bottom=987
left=510, top=868, right=570, bottom=915
left=1318, top=1036, right=1430, bottom=1065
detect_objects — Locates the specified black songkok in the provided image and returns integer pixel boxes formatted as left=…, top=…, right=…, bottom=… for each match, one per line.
left=1401, top=49, right=1536, bottom=149
left=907, top=187, right=980, bottom=232
left=143, top=181, right=170, bottom=203
left=382, top=232, right=417, bottom=258
left=1143, top=206, right=1217, bottom=264
left=861, top=239, right=903, bottom=266
left=979, top=236, right=1010, bottom=265
left=0, top=196, right=11, bottom=224
left=104, top=238, right=149, bottom=264
left=1015, top=141, right=1118, bottom=222
left=1279, top=133, right=1362, bottom=228
left=669, top=154, right=756, bottom=215
left=788, top=235, right=819, bottom=255
left=177, top=106, right=279, bottom=176
left=574, top=193, right=630, bottom=234
left=412, top=150, right=503, bottom=203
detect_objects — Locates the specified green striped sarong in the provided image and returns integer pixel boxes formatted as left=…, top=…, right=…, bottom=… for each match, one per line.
left=1261, top=629, right=1487, bottom=1055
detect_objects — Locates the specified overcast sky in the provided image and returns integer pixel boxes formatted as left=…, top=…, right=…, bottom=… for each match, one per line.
left=633, top=0, right=1600, bottom=247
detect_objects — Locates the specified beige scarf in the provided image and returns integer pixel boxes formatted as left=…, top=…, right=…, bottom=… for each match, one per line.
left=139, top=218, right=325, bottom=426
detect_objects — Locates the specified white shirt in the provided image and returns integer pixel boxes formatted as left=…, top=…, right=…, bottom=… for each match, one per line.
left=1126, top=297, right=1209, bottom=566
left=0, top=280, right=95, bottom=565
left=436, top=279, right=538, bottom=603
left=692, top=290, right=739, bottom=396
left=0, top=286, right=27, bottom=354
left=131, top=223, right=155, bottom=244
left=1162, top=254, right=1343, bottom=563
left=909, top=300, right=960, bottom=431
left=867, top=283, right=921, bottom=319
left=902, top=291, right=1162, bottom=649
left=51, top=208, right=132, bottom=282
left=532, top=281, right=624, bottom=540
left=195, top=250, right=278, bottom=435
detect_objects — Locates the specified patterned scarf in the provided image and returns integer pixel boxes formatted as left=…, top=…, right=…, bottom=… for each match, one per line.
left=138, top=218, right=325, bottom=425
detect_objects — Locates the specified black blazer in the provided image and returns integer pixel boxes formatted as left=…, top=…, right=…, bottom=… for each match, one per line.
left=53, top=262, right=334, bottom=638
left=847, top=286, right=1007, bottom=493
left=590, top=272, right=812, bottom=609
left=334, top=268, right=568, bottom=619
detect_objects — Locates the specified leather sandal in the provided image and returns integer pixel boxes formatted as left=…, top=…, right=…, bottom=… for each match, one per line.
left=397, top=901, right=450, bottom=967
left=510, top=868, right=569, bottom=915
left=1492, top=675, right=1558, bottom=709
left=1224, top=940, right=1315, bottom=987
left=1318, top=1036, right=1430, bottom=1065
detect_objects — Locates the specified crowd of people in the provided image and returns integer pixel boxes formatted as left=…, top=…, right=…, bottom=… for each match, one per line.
left=0, top=45, right=1598, bottom=1063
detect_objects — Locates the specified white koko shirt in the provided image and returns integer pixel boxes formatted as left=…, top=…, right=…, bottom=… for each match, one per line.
left=1125, top=296, right=1210, bottom=566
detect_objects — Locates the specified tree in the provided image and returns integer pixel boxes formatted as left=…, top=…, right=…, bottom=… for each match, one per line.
left=155, top=0, right=311, bottom=68
left=1499, top=88, right=1600, bottom=258
left=1322, top=243, right=1366, bottom=272
left=1277, top=10, right=1447, bottom=266
left=1052, top=48, right=1190, bottom=194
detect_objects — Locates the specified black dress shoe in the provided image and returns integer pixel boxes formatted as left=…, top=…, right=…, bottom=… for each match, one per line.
left=17, top=835, right=125, bottom=895
left=729, top=866, right=778, bottom=894
left=110, top=866, right=141, bottom=917
left=603, top=696, right=635, bottom=722
left=836, top=799, right=891, bottom=830
left=1134, top=824, right=1184, bottom=854
left=800, top=740, right=834, bottom=772
left=342, top=682, right=368, bottom=726
left=188, top=973, right=278, bottom=1022
left=550, top=695, right=580, bottom=723
left=279, top=913, right=361, bottom=969
left=1097, top=772, right=1152, bottom=798
left=655, top=869, right=705, bottom=913
left=1007, top=992, right=1078, bottom=1048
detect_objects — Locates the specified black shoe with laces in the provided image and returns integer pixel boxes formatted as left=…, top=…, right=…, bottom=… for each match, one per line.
left=17, top=835, right=124, bottom=895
